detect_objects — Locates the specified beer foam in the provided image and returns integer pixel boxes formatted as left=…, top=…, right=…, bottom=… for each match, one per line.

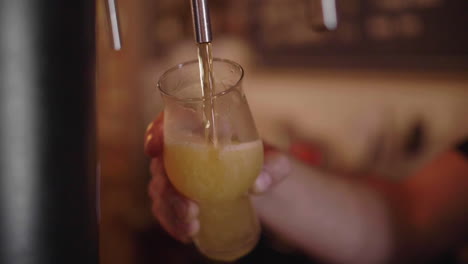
left=165, top=136, right=262, bottom=153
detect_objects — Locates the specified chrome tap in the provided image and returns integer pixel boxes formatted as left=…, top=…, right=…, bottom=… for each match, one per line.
left=106, top=0, right=122, bottom=50
left=107, top=0, right=337, bottom=50
left=190, top=0, right=213, bottom=44
left=189, top=0, right=337, bottom=45
left=306, top=0, right=338, bottom=31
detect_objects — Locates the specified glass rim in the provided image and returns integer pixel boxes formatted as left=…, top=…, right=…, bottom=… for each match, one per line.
left=157, top=58, right=244, bottom=102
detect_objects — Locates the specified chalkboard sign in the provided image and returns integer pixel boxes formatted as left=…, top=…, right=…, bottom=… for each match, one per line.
left=250, top=0, right=468, bottom=69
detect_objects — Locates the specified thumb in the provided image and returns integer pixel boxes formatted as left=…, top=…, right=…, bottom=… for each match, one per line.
left=251, top=151, right=291, bottom=194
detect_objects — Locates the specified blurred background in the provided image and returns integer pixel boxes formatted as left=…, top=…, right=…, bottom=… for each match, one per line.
left=96, top=0, right=468, bottom=263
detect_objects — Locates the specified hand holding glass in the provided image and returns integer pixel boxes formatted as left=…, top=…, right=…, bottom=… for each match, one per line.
left=157, top=59, right=263, bottom=261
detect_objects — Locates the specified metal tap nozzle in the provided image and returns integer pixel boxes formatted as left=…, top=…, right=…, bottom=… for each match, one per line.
left=190, top=0, right=213, bottom=43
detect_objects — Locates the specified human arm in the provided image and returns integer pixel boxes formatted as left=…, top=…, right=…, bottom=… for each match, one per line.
left=253, top=148, right=468, bottom=264
left=145, top=113, right=468, bottom=264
